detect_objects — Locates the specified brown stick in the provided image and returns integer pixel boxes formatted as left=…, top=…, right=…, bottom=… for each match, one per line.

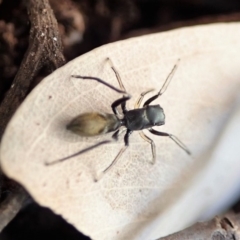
left=157, top=213, right=240, bottom=240
left=0, top=0, right=65, bottom=139
left=0, top=184, right=29, bottom=231
left=0, top=0, right=65, bottom=232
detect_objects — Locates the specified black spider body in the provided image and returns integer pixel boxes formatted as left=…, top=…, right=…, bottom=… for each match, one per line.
left=123, top=105, right=165, bottom=131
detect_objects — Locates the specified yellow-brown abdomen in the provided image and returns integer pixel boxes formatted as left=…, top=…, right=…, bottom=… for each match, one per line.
left=67, top=112, right=121, bottom=137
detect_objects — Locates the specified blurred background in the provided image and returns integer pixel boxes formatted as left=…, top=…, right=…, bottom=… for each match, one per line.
left=1, top=0, right=240, bottom=239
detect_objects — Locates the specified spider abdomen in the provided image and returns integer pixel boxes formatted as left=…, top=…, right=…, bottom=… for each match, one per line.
left=67, top=112, right=121, bottom=136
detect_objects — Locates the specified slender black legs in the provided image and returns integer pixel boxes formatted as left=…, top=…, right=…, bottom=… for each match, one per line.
left=95, top=129, right=132, bottom=181
left=45, top=128, right=129, bottom=180
left=148, top=128, right=191, bottom=155
left=137, top=127, right=190, bottom=167
left=72, top=58, right=131, bottom=116
left=106, top=57, right=129, bottom=114
left=134, top=89, right=157, bottom=164
left=134, top=89, right=154, bottom=109
left=133, top=60, right=188, bottom=165
left=143, top=59, right=180, bottom=107
left=111, top=95, right=131, bottom=115
left=96, top=145, right=128, bottom=181
left=124, top=129, right=132, bottom=146
left=139, top=131, right=156, bottom=164
left=45, top=140, right=113, bottom=166
left=71, top=75, right=126, bottom=95
left=106, top=58, right=126, bottom=92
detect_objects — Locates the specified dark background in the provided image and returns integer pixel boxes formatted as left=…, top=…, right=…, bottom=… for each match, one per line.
left=1, top=0, right=240, bottom=239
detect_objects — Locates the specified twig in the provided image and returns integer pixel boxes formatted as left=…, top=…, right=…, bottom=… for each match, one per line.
left=157, top=213, right=240, bottom=240
left=0, top=0, right=65, bottom=232
left=0, top=185, right=29, bottom=231
left=0, top=0, right=65, bottom=138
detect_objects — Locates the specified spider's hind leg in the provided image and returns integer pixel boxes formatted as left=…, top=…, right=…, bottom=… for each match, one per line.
left=106, top=57, right=129, bottom=113
left=148, top=128, right=191, bottom=155
left=106, top=57, right=126, bottom=92
left=45, top=140, right=113, bottom=166
left=134, top=89, right=155, bottom=109
left=95, top=129, right=132, bottom=181
left=139, top=131, right=156, bottom=164
left=143, top=59, right=180, bottom=107
left=95, top=145, right=128, bottom=182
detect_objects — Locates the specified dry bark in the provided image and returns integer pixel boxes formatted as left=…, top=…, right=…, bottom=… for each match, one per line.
left=0, top=0, right=65, bottom=232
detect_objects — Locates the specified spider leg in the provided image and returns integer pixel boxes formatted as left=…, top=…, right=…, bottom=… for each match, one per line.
left=135, top=89, right=156, bottom=167
left=124, top=129, right=133, bottom=146
left=134, top=89, right=155, bottom=109
left=112, top=129, right=120, bottom=140
left=72, top=74, right=131, bottom=115
left=148, top=128, right=191, bottom=155
left=139, top=131, right=156, bottom=164
left=111, top=95, right=131, bottom=115
left=106, top=57, right=129, bottom=113
left=95, top=145, right=128, bottom=182
left=143, top=59, right=180, bottom=107
left=106, top=57, right=126, bottom=92
left=71, top=75, right=126, bottom=95
left=95, top=129, right=132, bottom=181
left=112, top=128, right=127, bottom=140
left=45, top=140, right=113, bottom=166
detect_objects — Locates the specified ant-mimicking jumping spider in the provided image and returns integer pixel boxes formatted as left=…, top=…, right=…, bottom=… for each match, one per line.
left=46, top=58, right=190, bottom=181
